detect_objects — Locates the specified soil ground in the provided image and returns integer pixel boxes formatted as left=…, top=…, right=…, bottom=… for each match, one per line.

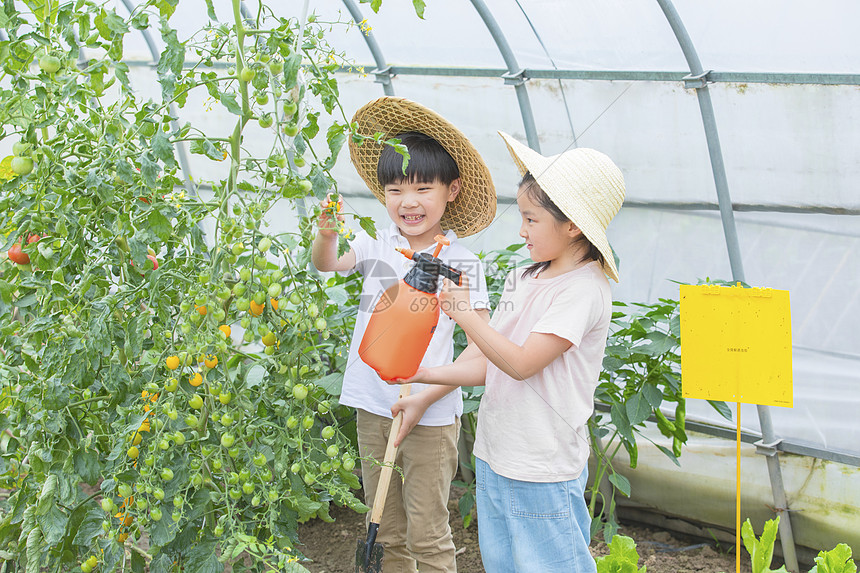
left=296, top=486, right=753, bottom=573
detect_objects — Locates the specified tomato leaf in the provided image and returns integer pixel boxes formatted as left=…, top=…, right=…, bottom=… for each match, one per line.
left=219, top=92, right=241, bottom=116
left=190, top=138, right=225, bottom=161
left=72, top=509, right=103, bottom=546
left=157, top=26, right=185, bottom=76
left=183, top=540, right=223, bottom=573
left=204, top=0, right=217, bottom=20
left=73, top=448, right=99, bottom=485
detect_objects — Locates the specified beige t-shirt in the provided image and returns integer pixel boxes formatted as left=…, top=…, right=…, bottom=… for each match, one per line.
left=473, top=262, right=611, bottom=482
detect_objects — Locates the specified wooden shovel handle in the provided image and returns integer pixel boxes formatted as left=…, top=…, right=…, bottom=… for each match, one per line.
left=369, top=384, right=411, bottom=524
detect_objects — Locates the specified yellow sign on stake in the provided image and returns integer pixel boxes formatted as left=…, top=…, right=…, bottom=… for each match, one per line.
left=680, top=283, right=792, bottom=407
left=680, top=283, right=793, bottom=573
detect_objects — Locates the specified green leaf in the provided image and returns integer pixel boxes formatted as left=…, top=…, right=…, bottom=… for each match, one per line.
left=412, top=0, right=426, bottom=18
left=184, top=540, right=223, bottom=573
left=636, top=331, right=677, bottom=356
left=315, top=372, right=343, bottom=396
left=219, top=92, right=241, bottom=115
left=72, top=509, right=104, bottom=545
left=608, top=473, right=631, bottom=497
left=641, top=384, right=663, bottom=409
left=358, top=216, right=377, bottom=240
left=147, top=209, right=172, bottom=242
left=625, top=391, right=650, bottom=426
left=302, top=111, right=320, bottom=140
left=151, top=132, right=176, bottom=166
left=708, top=399, right=733, bottom=421
left=203, top=0, right=217, bottom=20
left=609, top=403, right=633, bottom=444
left=190, top=138, right=224, bottom=161
left=811, top=543, right=856, bottom=573
left=283, top=52, right=301, bottom=88
left=36, top=504, right=67, bottom=546
left=157, top=26, right=184, bottom=76
left=74, top=448, right=99, bottom=484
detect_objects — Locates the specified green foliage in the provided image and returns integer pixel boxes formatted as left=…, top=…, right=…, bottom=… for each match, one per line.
left=742, top=517, right=789, bottom=573
left=0, top=1, right=404, bottom=570
left=810, top=543, right=857, bottom=573
left=589, top=286, right=731, bottom=541
left=595, top=535, right=646, bottom=573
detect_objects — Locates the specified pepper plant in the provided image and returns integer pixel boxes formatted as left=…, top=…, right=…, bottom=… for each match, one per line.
left=0, top=1, right=406, bottom=571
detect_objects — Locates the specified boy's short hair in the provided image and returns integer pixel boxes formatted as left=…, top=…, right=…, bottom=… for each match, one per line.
left=377, top=131, right=460, bottom=187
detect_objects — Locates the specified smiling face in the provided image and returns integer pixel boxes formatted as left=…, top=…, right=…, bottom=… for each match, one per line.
left=516, top=186, right=584, bottom=273
left=384, top=177, right=460, bottom=249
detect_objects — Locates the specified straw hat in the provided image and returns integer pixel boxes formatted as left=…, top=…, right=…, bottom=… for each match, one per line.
left=348, top=97, right=496, bottom=237
left=499, top=131, right=625, bottom=282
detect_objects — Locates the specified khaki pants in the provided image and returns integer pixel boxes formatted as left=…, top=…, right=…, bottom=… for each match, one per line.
left=357, top=409, right=460, bottom=573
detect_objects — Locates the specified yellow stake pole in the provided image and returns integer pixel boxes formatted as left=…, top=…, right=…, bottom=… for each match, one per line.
left=736, top=402, right=741, bottom=573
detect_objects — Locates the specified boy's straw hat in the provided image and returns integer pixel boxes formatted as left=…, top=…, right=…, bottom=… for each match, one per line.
left=499, top=131, right=625, bottom=282
left=348, top=97, right=496, bottom=237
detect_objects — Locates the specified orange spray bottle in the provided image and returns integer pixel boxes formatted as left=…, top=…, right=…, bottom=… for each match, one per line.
left=359, top=235, right=462, bottom=381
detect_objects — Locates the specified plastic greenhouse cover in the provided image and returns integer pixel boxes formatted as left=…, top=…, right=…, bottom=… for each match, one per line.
left=35, top=0, right=859, bottom=458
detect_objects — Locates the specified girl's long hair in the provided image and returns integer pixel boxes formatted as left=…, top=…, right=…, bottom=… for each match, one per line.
left=519, top=172, right=603, bottom=278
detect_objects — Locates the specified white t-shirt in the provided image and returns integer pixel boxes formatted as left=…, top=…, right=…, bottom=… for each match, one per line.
left=339, top=223, right=491, bottom=426
left=473, top=262, right=611, bottom=482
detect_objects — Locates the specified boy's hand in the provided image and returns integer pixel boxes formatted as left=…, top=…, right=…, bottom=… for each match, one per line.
left=439, top=275, right=472, bottom=321
left=390, top=393, right=431, bottom=447
left=317, top=193, right=343, bottom=237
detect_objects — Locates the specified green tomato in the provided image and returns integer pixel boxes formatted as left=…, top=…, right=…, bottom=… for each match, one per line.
left=214, top=524, right=224, bottom=537
left=219, top=392, right=232, bottom=405
left=220, top=412, right=234, bottom=426
left=258, top=113, right=274, bottom=128
left=302, top=415, right=315, bottom=430
left=185, top=414, right=199, bottom=428
left=173, top=495, right=183, bottom=508
left=153, top=487, right=165, bottom=501
left=321, top=426, right=335, bottom=440
left=307, top=303, right=319, bottom=318
left=317, top=400, right=331, bottom=415
left=326, top=444, right=339, bottom=458
left=160, top=468, right=174, bottom=482
left=12, top=141, right=31, bottom=156
left=297, top=179, right=313, bottom=194
left=282, top=100, right=297, bottom=118
left=189, top=395, right=203, bottom=410
left=253, top=453, right=267, bottom=467
left=165, top=377, right=178, bottom=392
left=173, top=432, right=186, bottom=446
left=242, top=481, right=254, bottom=495
left=314, top=317, right=327, bottom=331
left=289, top=292, right=301, bottom=305
left=136, top=498, right=148, bottom=510
left=39, top=54, right=61, bottom=73
left=220, top=433, right=236, bottom=448
left=268, top=283, right=282, bottom=298
left=282, top=122, right=299, bottom=137
left=229, top=487, right=242, bottom=500
left=290, top=462, right=301, bottom=474
left=228, top=446, right=241, bottom=458
left=258, top=237, right=272, bottom=253
left=268, top=489, right=279, bottom=502
left=150, top=507, right=163, bottom=521
left=118, top=483, right=133, bottom=498
left=342, top=456, right=356, bottom=472
left=286, top=416, right=298, bottom=429
left=303, top=472, right=315, bottom=485
left=292, top=384, right=308, bottom=401
left=10, top=156, right=34, bottom=176
left=172, top=510, right=181, bottom=522
left=101, top=497, right=115, bottom=513
left=239, top=67, right=255, bottom=82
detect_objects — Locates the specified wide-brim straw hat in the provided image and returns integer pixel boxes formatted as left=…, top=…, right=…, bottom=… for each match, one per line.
left=499, top=131, right=625, bottom=282
left=348, top=97, right=496, bottom=237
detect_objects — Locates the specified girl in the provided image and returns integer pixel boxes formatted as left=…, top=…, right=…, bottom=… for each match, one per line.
left=390, top=131, right=625, bottom=572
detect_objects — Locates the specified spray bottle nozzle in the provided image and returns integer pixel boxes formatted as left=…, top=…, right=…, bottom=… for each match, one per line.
left=396, top=235, right=462, bottom=292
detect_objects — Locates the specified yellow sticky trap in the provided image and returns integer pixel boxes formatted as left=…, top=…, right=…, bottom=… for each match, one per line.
left=680, top=283, right=792, bottom=407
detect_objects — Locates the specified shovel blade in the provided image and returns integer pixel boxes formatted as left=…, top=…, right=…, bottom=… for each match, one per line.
left=354, top=538, right=384, bottom=573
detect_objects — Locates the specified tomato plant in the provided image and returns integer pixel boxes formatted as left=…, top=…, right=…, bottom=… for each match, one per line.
left=0, top=1, right=390, bottom=571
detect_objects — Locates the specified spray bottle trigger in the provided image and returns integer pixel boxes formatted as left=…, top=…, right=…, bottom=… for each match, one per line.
left=439, top=264, right=462, bottom=286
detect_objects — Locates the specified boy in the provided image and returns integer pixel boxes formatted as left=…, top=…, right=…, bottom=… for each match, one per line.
left=312, top=97, right=496, bottom=572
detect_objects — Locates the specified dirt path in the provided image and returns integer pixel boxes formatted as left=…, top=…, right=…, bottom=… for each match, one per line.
left=296, top=487, right=752, bottom=573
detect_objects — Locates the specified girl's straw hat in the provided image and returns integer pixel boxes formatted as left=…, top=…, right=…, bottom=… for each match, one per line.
left=499, top=131, right=625, bottom=282
left=348, top=97, right=496, bottom=237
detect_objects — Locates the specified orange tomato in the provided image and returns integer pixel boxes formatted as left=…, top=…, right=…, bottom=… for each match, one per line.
left=249, top=300, right=264, bottom=316
left=190, top=372, right=203, bottom=387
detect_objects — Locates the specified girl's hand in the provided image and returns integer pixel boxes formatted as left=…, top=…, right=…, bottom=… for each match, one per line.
left=439, top=275, right=472, bottom=321
left=390, top=393, right=431, bottom=446
left=317, top=193, right=343, bottom=237
left=387, top=367, right=429, bottom=386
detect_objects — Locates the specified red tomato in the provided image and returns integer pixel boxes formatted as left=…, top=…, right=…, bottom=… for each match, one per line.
left=7, top=244, right=29, bottom=265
